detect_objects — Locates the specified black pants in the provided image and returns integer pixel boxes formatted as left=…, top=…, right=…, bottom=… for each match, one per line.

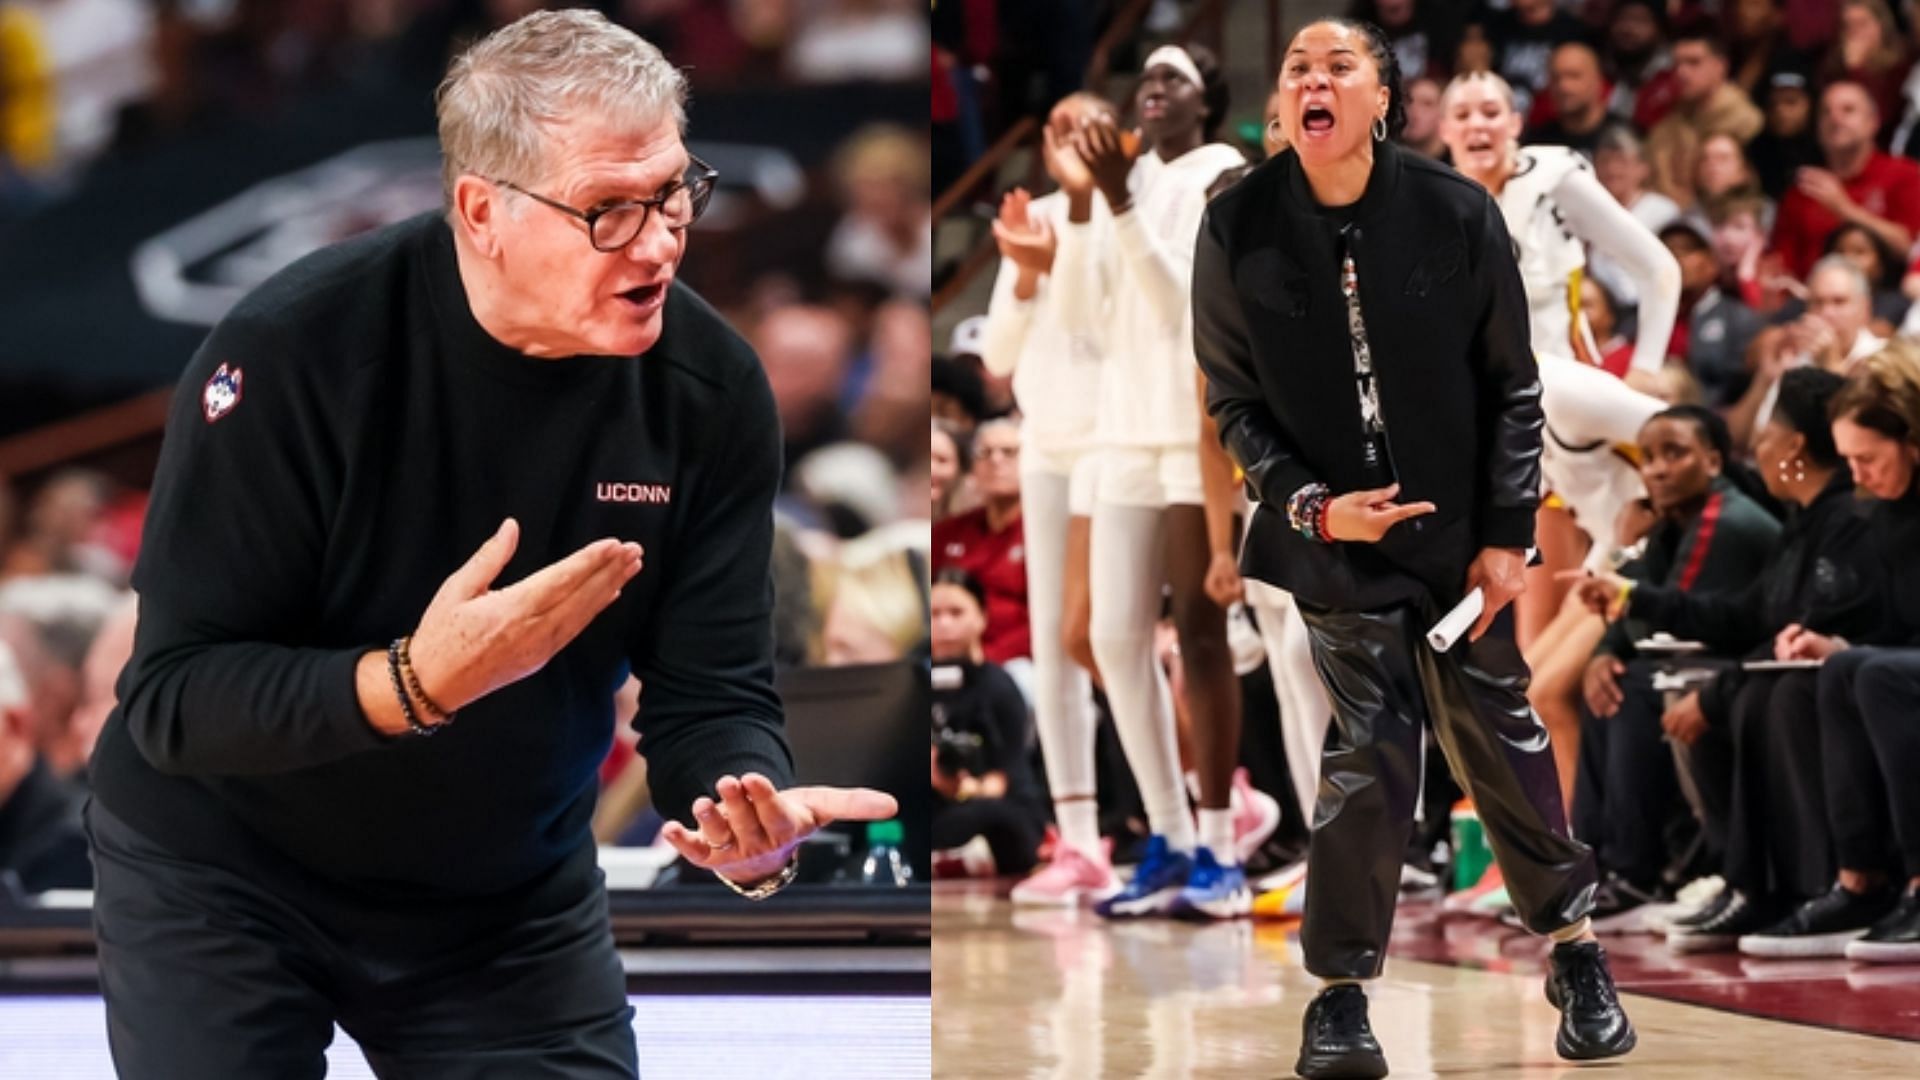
left=1690, top=671, right=1830, bottom=900
left=1294, top=603, right=1595, bottom=979
left=931, top=794, right=1044, bottom=876
left=1572, top=659, right=1686, bottom=889
left=1820, top=647, right=1920, bottom=876
left=88, top=800, right=638, bottom=1079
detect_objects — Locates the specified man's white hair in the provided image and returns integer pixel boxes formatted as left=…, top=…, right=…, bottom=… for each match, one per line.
left=1809, top=253, right=1872, bottom=301
left=435, top=9, right=688, bottom=201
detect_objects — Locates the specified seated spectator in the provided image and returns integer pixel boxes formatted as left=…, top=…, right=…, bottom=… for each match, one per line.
left=1730, top=256, right=1887, bottom=446
left=1892, top=8, right=1920, bottom=160
left=1591, top=126, right=1681, bottom=306
left=1748, top=66, right=1824, bottom=200
left=757, top=303, right=856, bottom=474
left=1571, top=407, right=1782, bottom=930
left=826, top=124, right=931, bottom=299
left=931, top=419, right=1030, bottom=690
left=1820, top=0, right=1911, bottom=137
left=1570, top=369, right=1883, bottom=953
left=1664, top=217, right=1765, bottom=408
left=823, top=547, right=929, bottom=665
left=1580, top=276, right=1637, bottom=378
left=930, top=419, right=971, bottom=521
left=1691, top=132, right=1770, bottom=221
left=1709, top=191, right=1795, bottom=316
left=1526, top=42, right=1628, bottom=158
left=1477, top=0, right=1585, bottom=119
left=1352, top=0, right=1461, bottom=85
left=929, top=568, right=1045, bottom=878
left=1822, top=221, right=1913, bottom=332
left=1604, top=0, right=1679, bottom=131
left=1646, top=28, right=1764, bottom=209
left=43, top=588, right=135, bottom=780
left=1725, top=0, right=1806, bottom=101
left=0, top=468, right=112, bottom=581
left=1398, top=74, right=1446, bottom=159
left=1770, top=80, right=1920, bottom=281
left=0, top=640, right=91, bottom=893
left=1801, top=344, right=1920, bottom=963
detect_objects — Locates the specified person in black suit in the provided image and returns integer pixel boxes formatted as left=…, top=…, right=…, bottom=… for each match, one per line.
left=1192, top=18, right=1635, bottom=1079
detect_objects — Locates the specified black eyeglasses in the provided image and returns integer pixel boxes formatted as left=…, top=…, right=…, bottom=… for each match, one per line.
left=491, top=156, right=718, bottom=252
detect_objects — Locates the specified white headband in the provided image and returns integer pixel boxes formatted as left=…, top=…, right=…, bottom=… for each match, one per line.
left=1143, top=45, right=1205, bottom=94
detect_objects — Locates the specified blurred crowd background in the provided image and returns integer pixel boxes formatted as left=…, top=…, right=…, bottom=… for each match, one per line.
left=0, top=0, right=932, bottom=892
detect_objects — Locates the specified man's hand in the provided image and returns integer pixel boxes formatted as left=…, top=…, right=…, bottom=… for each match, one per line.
left=1557, top=568, right=1633, bottom=620
left=1322, top=483, right=1436, bottom=543
left=1662, top=690, right=1708, bottom=745
left=369, top=520, right=642, bottom=734
left=1069, top=116, right=1140, bottom=213
left=1203, top=550, right=1243, bottom=609
left=1583, top=654, right=1627, bottom=718
left=1464, top=547, right=1527, bottom=641
left=1796, top=167, right=1856, bottom=216
left=659, top=773, right=899, bottom=886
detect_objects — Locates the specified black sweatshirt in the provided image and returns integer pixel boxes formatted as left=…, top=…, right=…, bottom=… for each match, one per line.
left=90, top=213, right=793, bottom=899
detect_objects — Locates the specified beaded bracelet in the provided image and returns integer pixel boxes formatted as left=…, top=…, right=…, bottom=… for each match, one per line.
left=396, top=635, right=454, bottom=723
left=1287, top=483, right=1334, bottom=544
left=386, top=638, right=438, bottom=737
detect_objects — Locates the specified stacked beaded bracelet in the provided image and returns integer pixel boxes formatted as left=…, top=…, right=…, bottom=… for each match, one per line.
left=1286, top=483, right=1335, bottom=544
left=386, top=636, right=455, bottom=737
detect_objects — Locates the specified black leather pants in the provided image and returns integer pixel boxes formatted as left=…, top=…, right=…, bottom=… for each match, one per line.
left=1295, top=602, right=1597, bottom=979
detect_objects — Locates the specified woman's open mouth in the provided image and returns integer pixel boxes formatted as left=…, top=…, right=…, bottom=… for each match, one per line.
left=1301, top=104, right=1336, bottom=137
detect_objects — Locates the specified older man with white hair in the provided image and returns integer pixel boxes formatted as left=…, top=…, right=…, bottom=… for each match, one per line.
left=1729, top=255, right=1888, bottom=447
left=85, top=11, right=895, bottom=1078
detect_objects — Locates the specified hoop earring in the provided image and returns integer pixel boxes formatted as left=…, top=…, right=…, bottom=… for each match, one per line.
left=1266, top=118, right=1285, bottom=143
left=1372, top=115, right=1387, bottom=141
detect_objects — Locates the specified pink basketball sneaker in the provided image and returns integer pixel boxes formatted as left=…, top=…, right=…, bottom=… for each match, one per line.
left=1010, top=844, right=1122, bottom=907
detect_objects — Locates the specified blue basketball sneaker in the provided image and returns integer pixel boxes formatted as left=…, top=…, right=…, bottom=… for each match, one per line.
left=1171, top=847, right=1252, bottom=921
left=1094, top=836, right=1193, bottom=919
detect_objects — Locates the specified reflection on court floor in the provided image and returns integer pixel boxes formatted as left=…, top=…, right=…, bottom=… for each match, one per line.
left=933, top=882, right=1920, bottom=1078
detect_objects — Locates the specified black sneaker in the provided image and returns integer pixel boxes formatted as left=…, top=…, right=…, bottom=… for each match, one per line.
left=1667, top=890, right=1780, bottom=954
left=1738, top=884, right=1898, bottom=959
left=1589, top=875, right=1662, bottom=935
left=1544, top=941, right=1637, bottom=1060
left=1295, top=984, right=1388, bottom=1079
left=1845, top=884, right=1920, bottom=964
left=1665, top=884, right=1734, bottom=931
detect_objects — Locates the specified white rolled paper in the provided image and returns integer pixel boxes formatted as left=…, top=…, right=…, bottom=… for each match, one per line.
left=1426, top=590, right=1485, bottom=652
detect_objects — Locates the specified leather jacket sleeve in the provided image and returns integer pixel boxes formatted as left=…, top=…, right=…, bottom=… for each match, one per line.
left=1467, top=195, right=1544, bottom=550
left=1192, top=203, right=1321, bottom=506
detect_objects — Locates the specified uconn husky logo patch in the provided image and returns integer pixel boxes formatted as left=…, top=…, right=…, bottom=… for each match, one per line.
left=203, top=364, right=243, bottom=423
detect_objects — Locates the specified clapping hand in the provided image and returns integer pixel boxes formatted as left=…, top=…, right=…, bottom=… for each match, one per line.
left=1068, top=115, right=1141, bottom=212
left=658, top=773, right=899, bottom=886
left=991, top=188, right=1056, bottom=276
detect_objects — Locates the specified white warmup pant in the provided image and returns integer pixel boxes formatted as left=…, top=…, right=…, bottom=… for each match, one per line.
left=1243, top=579, right=1333, bottom=824
left=1018, top=466, right=1097, bottom=804
left=1088, top=500, right=1192, bottom=848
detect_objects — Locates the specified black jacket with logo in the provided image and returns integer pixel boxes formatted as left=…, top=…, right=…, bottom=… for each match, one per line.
left=1195, top=139, right=1542, bottom=610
